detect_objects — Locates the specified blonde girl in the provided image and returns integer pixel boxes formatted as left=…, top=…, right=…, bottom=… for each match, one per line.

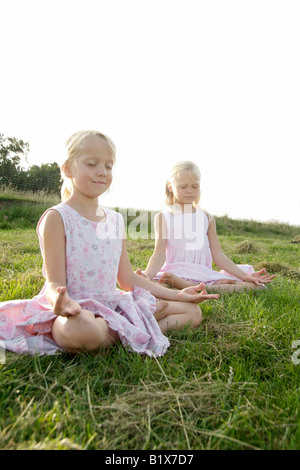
left=0, top=134, right=219, bottom=358
left=138, top=161, right=275, bottom=292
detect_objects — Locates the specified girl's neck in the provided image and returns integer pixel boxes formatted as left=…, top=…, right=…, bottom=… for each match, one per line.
left=172, top=202, right=196, bottom=214
left=65, top=193, right=106, bottom=222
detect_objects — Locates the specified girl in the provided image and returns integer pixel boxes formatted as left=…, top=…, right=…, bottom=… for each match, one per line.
left=138, top=161, right=275, bottom=293
left=0, top=132, right=219, bottom=358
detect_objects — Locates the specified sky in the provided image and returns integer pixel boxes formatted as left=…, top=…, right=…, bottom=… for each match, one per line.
left=1, top=0, right=299, bottom=226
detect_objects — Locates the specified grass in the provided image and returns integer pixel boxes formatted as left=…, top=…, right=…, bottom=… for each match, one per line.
left=0, top=187, right=60, bottom=230
left=0, top=192, right=300, bottom=450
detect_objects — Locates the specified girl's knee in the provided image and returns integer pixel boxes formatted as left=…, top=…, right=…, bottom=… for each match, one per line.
left=52, top=310, right=114, bottom=353
left=184, top=303, right=202, bottom=327
left=190, top=304, right=202, bottom=327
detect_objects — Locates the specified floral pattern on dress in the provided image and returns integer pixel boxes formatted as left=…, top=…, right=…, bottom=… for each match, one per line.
left=0, top=203, right=170, bottom=357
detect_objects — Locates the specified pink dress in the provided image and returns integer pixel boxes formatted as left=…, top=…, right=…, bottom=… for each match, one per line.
left=0, top=203, right=170, bottom=357
left=155, top=209, right=254, bottom=284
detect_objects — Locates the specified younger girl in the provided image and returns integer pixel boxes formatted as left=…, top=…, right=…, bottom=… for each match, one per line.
left=0, top=133, right=219, bottom=358
left=138, top=161, right=275, bottom=292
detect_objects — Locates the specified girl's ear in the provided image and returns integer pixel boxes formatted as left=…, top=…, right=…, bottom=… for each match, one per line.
left=167, top=181, right=173, bottom=193
left=62, top=161, right=72, bottom=178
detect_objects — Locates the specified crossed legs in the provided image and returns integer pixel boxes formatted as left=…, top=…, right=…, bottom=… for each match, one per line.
left=52, top=300, right=202, bottom=353
left=158, top=272, right=261, bottom=292
left=156, top=300, right=202, bottom=334
left=52, top=309, right=119, bottom=353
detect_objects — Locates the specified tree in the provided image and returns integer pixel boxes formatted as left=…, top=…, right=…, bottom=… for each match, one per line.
left=26, top=162, right=61, bottom=194
left=0, top=134, right=29, bottom=187
left=0, top=134, right=61, bottom=195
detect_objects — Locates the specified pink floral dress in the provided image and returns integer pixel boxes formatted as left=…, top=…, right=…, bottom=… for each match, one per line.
left=0, top=203, right=170, bottom=357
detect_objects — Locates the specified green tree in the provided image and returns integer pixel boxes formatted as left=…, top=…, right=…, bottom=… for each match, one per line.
left=0, top=134, right=29, bottom=187
left=26, top=162, right=61, bottom=194
left=0, top=134, right=61, bottom=194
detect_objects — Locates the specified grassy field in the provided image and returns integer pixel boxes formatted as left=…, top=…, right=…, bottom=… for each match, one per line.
left=0, top=192, right=300, bottom=450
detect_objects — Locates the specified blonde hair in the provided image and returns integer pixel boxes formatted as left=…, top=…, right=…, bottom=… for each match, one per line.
left=60, top=130, right=116, bottom=202
left=165, top=160, right=212, bottom=221
left=165, top=161, right=201, bottom=207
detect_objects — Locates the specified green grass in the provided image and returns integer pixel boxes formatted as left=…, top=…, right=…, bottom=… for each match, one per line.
left=0, top=188, right=60, bottom=229
left=0, top=194, right=300, bottom=450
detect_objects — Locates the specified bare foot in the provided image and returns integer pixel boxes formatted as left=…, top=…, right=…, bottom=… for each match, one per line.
left=159, top=272, right=193, bottom=289
left=206, top=280, right=262, bottom=293
left=154, top=300, right=169, bottom=320
left=211, top=279, right=236, bottom=285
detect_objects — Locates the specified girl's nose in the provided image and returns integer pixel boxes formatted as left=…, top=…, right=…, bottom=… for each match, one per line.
left=97, top=164, right=107, bottom=176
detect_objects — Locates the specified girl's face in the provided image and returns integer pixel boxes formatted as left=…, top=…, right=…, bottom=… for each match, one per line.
left=169, top=171, right=200, bottom=207
left=64, top=136, right=114, bottom=198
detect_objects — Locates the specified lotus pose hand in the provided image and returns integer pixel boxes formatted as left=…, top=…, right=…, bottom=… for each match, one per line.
left=54, top=286, right=82, bottom=317
left=243, top=268, right=276, bottom=286
left=177, top=282, right=220, bottom=303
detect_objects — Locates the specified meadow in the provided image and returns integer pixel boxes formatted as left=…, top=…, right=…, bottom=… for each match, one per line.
left=0, top=190, right=300, bottom=450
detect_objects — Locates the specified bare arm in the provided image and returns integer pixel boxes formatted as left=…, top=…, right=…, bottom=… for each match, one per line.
left=118, top=239, right=219, bottom=302
left=144, top=212, right=167, bottom=279
left=207, top=217, right=249, bottom=280
left=207, top=217, right=275, bottom=285
left=40, top=210, right=81, bottom=316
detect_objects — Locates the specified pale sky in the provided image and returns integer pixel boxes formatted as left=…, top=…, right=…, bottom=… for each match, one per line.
left=1, top=0, right=299, bottom=226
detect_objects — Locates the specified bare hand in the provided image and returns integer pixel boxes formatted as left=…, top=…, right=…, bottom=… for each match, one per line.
left=243, top=268, right=276, bottom=286
left=176, top=282, right=220, bottom=303
left=54, top=286, right=82, bottom=317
